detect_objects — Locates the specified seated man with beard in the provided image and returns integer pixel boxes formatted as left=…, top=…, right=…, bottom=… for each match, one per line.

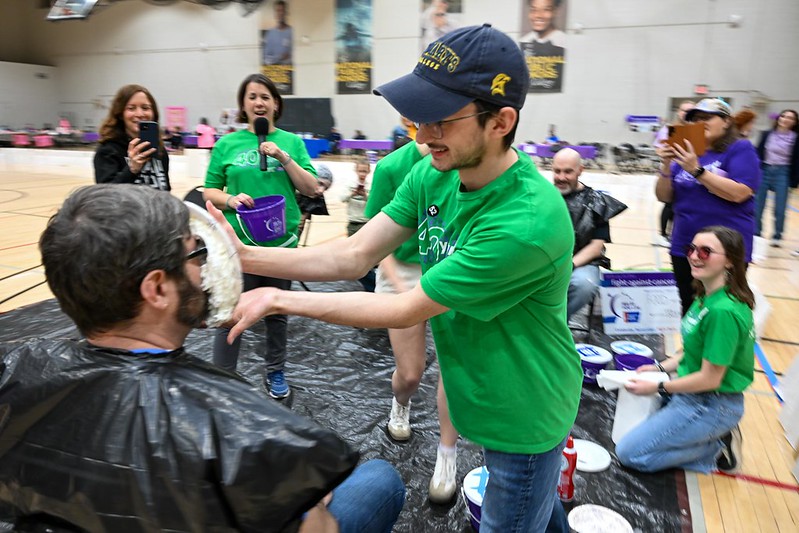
left=0, top=184, right=403, bottom=533
left=552, top=148, right=627, bottom=320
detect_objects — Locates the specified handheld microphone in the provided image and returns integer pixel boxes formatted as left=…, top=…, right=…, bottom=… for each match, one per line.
left=254, top=117, right=270, bottom=171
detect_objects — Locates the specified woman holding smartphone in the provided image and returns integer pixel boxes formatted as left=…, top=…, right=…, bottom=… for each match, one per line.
left=655, top=98, right=760, bottom=314
left=616, top=226, right=754, bottom=474
left=203, top=73, right=317, bottom=399
left=94, top=84, right=170, bottom=191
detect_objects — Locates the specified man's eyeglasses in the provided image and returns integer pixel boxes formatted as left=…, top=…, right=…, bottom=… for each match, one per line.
left=186, top=237, right=207, bottom=264
left=685, top=243, right=725, bottom=261
left=413, top=111, right=491, bottom=140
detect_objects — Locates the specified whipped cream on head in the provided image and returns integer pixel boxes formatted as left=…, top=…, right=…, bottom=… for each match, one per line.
left=186, top=202, right=243, bottom=327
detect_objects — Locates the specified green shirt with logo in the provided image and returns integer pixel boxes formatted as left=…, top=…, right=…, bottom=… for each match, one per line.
left=678, top=288, right=754, bottom=393
left=364, top=142, right=426, bottom=264
left=383, top=149, right=582, bottom=454
left=205, top=128, right=315, bottom=248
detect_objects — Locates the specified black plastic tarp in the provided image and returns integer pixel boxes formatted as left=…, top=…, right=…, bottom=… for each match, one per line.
left=0, top=282, right=691, bottom=532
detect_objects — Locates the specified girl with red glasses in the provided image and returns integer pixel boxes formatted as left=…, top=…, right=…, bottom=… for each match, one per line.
left=616, top=226, right=755, bottom=475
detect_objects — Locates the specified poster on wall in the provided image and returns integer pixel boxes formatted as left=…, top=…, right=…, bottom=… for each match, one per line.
left=419, top=0, right=462, bottom=52
left=600, top=271, right=681, bottom=335
left=164, top=106, right=187, bottom=131
left=519, top=0, right=568, bottom=93
left=260, top=0, right=293, bottom=95
left=335, top=0, right=373, bottom=94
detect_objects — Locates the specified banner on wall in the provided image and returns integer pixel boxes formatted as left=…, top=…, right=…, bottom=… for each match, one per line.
left=335, top=0, right=373, bottom=94
left=260, top=0, right=294, bottom=95
left=519, top=0, right=568, bottom=93
left=164, top=106, right=187, bottom=131
left=419, top=0, right=462, bottom=53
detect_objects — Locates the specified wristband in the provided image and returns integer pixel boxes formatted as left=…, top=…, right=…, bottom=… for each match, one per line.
left=280, top=152, right=292, bottom=166
left=658, top=381, right=670, bottom=396
left=655, top=361, right=666, bottom=373
left=225, top=195, right=234, bottom=210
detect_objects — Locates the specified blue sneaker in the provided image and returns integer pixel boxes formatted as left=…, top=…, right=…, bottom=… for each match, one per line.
left=266, top=370, right=290, bottom=399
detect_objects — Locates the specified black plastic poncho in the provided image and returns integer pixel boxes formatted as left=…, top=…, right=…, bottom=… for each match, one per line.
left=0, top=339, right=359, bottom=533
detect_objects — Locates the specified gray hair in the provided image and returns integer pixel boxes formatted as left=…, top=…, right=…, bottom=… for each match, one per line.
left=40, top=184, right=189, bottom=336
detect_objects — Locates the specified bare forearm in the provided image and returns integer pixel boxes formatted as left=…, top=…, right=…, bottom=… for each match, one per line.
left=655, top=174, right=673, bottom=203
left=272, top=288, right=432, bottom=329
left=696, top=171, right=753, bottom=203
left=662, top=369, right=722, bottom=394
left=240, top=242, right=372, bottom=281
left=239, top=214, right=410, bottom=281
left=204, top=188, right=231, bottom=211
left=284, top=160, right=318, bottom=196
left=572, top=240, right=604, bottom=268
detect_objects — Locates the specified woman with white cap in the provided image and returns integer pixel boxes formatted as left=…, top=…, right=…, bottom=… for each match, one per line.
left=654, top=98, right=761, bottom=314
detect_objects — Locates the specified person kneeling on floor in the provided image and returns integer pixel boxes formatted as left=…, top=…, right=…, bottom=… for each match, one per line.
left=615, top=225, right=754, bottom=475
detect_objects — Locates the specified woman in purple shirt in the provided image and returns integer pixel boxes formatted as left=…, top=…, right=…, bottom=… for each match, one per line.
left=754, top=109, right=799, bottom=248
left=655, top=98, right=761, bottom=314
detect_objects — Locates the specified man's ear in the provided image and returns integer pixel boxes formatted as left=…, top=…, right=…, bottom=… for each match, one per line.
left=140, top=270, right=171, bottom=310
left=490, top=107, right=518, bottom=139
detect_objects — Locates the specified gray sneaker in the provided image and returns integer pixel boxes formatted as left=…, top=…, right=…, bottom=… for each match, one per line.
left=387, top=397, right=411, bottom=441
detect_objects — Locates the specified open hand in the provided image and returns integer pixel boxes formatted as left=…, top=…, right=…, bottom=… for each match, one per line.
left=672, top=140, right=699, bottom=173
left=225, top=287, right=282, bottom=344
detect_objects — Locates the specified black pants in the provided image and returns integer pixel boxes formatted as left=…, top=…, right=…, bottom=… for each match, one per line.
left=671, top=255, right=695, bottom=316
left=660, top=203, right=674, bottom=237
left=213, top=273, right=291, bottom=373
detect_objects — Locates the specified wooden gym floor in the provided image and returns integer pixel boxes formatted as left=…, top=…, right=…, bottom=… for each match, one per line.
left=0, top=149, right=797, bottom=532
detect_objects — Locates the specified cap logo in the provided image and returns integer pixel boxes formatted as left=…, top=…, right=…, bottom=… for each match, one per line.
left=419, top=41, right=461, bottom=73
left=491, top=74, right=511, bottom=97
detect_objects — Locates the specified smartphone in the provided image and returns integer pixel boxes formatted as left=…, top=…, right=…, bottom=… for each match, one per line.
left=666, top=123, right=706, bottom=156
left=138, top=121, right=160, bottom=150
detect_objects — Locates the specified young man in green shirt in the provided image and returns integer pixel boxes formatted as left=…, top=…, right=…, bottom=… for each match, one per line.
left=214, top=25, right=581, bottom=532
left=365, top=141, right=462, bottom=504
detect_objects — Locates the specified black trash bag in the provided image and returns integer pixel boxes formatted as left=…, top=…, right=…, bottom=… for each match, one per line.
left=0, top=339, right=359, bottom=533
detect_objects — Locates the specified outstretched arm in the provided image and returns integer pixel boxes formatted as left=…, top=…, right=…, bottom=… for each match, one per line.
left=226, top=282, right=448, bottom=344
left=208, top=201, right=412, bottom=281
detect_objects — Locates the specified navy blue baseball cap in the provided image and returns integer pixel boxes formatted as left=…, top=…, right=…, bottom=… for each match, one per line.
left=374, top=24, right=530, bottom=124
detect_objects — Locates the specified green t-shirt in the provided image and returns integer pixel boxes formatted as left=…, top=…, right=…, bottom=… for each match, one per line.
left=364, top=142, right=426, bottom=264
left=204, top=128, right=316, bottom=248
left=678, top=288, right=755, bottom=393
left=383, top=149, right=582, bottom=454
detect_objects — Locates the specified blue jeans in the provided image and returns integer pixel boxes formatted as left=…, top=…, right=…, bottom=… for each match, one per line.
left=327, top=459, right=405, bottom=533
left=213, top=273, right=291, bottom=373
left=567, top=265, right=600, bottom=319
left=480, top=441, right=570, bottom=533
left=615, top=392, right=744, bottom=473
left=755, top=164, right=789, bottom=240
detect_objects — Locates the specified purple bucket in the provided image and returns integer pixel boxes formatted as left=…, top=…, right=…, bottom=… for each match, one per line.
left=462, top=466, right=489, bottom=531
left=236, top=195, right=286, bottom=243
left=576, top=344, right=612, bottom=385
left=611, top=341, right=654, bottom=371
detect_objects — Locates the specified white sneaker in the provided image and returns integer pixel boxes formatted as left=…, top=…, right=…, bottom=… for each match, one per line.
left=387, top=397, right=411, bottom=441
left=652, top=235, right=670, bottom=248
left=770, top=239, right=781, bottom=248
left=791, top=249, right=799, bottom=257
left=428, top=447, right=457, bottom=503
